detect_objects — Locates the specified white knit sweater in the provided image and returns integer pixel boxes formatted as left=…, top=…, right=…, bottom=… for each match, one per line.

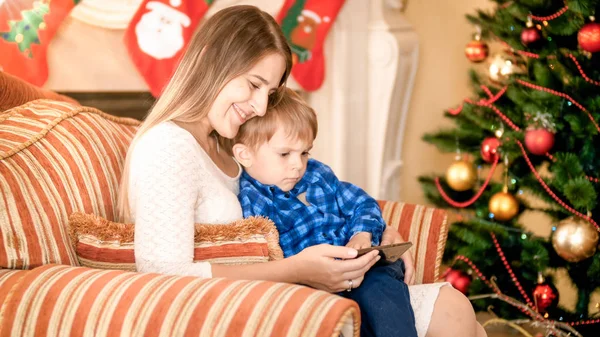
left=128, top=121, right=242, bottom=277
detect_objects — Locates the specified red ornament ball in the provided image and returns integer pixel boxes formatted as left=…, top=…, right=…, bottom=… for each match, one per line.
left=521, top=27, right=542, bottom=47
left=525, top=128, right=555, bottom=155
left=578, top=22, right=600, bottom=53
left=465, top=40, right=489, bottom=63
left=443, top=268, right=472, bottom=294
left=480, top=137, right=501, bottom=163
left=533, top=281, right=559, bottom=313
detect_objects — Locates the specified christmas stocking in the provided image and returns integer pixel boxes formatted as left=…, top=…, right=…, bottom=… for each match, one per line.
left=124, top=0, right=213, bottom=97
left=276, top=0, right=346, bottom=91
left=0, top=0, right=79, bottom=86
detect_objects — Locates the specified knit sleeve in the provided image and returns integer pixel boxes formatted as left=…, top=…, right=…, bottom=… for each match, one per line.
left=128, top=126, right=212, bottom=278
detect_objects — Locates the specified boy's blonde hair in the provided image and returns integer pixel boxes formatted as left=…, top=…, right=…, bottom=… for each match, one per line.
left=234, top=88, right=318, bottom=151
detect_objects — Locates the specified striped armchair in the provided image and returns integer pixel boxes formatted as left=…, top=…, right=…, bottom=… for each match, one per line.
left=0, top=100, right=449, bottom=337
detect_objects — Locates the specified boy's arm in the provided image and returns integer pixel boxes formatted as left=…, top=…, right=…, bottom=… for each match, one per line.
left=336, top=181, right=386, bottom=245
left=314, top=161, right=386, bottom=245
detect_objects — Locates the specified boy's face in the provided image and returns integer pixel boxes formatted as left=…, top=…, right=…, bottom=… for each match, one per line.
left=243, top=128, right=313, bottom=192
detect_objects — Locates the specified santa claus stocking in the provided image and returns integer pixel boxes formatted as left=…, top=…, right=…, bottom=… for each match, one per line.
left=0, top=0, right=78, bottom=86
left=124, top=0, right=213, bottom=97
left=276, top=0, right=346, bottom=91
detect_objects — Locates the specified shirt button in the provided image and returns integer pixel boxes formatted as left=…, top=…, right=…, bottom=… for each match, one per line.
left=322, top=233, right=328, bottom=238
left=284, top=193, right=290, bottom=198
left=269, top=187, right=274, bottom=192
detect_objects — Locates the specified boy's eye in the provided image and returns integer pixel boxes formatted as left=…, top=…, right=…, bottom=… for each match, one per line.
left=302, top=152, right=311, bottom=156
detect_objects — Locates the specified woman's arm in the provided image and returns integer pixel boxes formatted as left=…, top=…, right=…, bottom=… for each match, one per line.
left=212, top=245, right=381, bottom=292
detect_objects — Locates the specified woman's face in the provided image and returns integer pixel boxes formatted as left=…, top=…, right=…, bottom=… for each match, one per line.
left=208, top=53, right=286, bottom=139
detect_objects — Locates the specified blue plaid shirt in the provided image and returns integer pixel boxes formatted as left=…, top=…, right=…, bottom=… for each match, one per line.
left=238, top=159, right=385, bottom=257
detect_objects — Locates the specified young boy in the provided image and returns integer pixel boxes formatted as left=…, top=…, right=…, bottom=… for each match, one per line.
left=232, top=88, right=417, bottom=337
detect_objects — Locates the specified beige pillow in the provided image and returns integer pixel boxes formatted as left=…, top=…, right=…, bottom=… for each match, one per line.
left=69, top=212, right=284, bottom=271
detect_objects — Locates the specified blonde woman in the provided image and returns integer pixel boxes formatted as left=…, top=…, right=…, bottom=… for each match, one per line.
left=119, top=5, right=486, bottom=337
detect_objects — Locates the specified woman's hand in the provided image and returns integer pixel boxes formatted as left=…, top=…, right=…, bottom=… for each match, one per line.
left=380, top=226, right=416, bottom=285
left=291, top=244, right=380, bottom=293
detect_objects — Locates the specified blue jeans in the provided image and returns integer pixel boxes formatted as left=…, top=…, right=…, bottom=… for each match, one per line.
left=340, top=260, right=417, bottom=337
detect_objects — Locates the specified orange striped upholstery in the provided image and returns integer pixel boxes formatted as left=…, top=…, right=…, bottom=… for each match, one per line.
left=378, top=201, right=448, bottom=284
left=0, top=100, right=140, bottom=269
left=0, top=264, right=360, bottom=337
left=0, top=269, right=28, bottom=308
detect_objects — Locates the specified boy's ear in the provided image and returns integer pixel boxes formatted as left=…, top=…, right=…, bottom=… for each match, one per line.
left=232, top=143, right=253, bottom=168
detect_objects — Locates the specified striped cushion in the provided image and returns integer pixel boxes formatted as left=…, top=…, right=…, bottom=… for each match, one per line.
left=69, top=213, right=284, bottom=271
left=377, top=201, right=448, bottom=284
left=0, top=269, right=28, bottom=308
left=0, top=264, right=359, bottom=337
left=0, top=100, right=140, bottom=269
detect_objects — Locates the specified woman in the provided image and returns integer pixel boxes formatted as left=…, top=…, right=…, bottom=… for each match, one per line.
left=118, top=5, right=486, bottom=337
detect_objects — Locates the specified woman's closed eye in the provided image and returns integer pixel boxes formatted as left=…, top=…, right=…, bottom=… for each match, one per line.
left=280, top=152, right=289, bottom=157
left=249, top=81, right=260, bottom=90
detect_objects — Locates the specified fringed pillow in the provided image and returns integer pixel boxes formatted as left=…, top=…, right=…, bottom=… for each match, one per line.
left=69, top=212, right=284, bottom=271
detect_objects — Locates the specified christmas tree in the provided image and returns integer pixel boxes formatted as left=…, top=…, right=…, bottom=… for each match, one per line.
left=419, top=0, right=600, bottom=336
left=0, top=1, right=49, bottom=58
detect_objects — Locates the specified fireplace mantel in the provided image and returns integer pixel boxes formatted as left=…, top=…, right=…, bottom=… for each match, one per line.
left=49, top=0, right=419, bottom=201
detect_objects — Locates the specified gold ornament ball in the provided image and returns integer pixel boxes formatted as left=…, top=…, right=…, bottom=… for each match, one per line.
left=445, top=160, right=477, bottom=191
left=488, top=191, right=519, bottom=221
left=552, top=217, right=599, bottom=263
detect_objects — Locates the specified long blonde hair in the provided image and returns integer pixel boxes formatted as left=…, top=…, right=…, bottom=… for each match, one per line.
left=118, top=5, right=292, bottom=221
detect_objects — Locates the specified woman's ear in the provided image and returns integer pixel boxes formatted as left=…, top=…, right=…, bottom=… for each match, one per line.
left=232, top=143, right=253, bottom=168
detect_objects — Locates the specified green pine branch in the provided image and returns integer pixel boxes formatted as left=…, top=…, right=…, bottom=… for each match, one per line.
left=420, top=0, right=600, bottom=328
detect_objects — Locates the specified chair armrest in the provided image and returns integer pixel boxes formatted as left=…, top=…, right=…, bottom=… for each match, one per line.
left=377, top=200, right=449, bottom=284
left=0, top=265, right=359, bottom=337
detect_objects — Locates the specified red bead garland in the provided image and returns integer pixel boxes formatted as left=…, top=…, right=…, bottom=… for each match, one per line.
left=502, top=42, right=541, bottom=59
left=567, top=53, right=600, bottom=86
left=529, top=3, right=569, bottom=22
left=447, top=103, right=463, bottom=115
left=446, top=85, right=507, bottom=116
left=516, top=79, right=600, bottom=133
left=455, top=253, right=600, bottom=326
left=481, top=85, right=508, bottom=104
left=569, top=318, right=600, bottom=326
left=500, top=42, right=599, bottom=87
left=464, top=98, right=521, bottom=131
left=435, top=156, right=499, bottom=208
left=490, top=232, right=535, bottom=308
left=517, top=140, right=600, bottom=232
left=454, top=255, right=545, bottom=321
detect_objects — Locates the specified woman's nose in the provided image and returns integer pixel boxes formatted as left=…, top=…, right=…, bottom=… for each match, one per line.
left=251, top=92, right=268, bottom=117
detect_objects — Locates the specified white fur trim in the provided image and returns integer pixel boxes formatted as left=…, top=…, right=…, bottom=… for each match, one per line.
left=301, top=9, right=321, bottom=24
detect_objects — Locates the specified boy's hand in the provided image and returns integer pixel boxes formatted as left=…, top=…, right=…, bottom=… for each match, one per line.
left=346, top=232, right=372, bottom=250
